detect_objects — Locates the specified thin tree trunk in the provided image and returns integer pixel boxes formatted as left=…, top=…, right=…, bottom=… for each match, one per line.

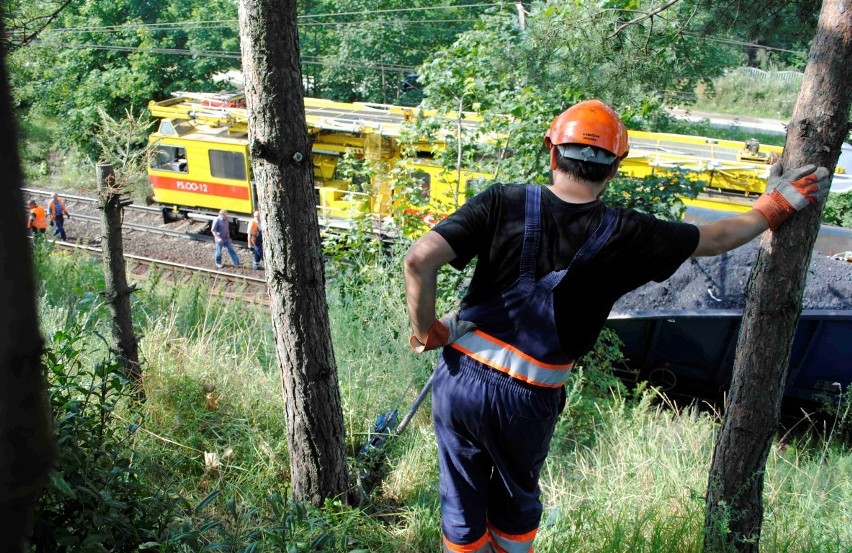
left=0, top=10, right=57, bottom=550
left=237, top=0, right=348, bottom=505
left=704, top=2, right=852, bottom=551
left=97, top=161, right=142, bottom=395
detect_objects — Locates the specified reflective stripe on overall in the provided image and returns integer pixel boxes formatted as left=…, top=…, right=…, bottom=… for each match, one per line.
left=436, top=185, right=616, bottom=553
left=450, top=186, right=616, bottom=387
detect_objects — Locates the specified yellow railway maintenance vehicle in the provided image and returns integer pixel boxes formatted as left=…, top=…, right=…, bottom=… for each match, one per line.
left=147, top=91, right=488, bottom=235
left=147, top=92, right=847, bottom=234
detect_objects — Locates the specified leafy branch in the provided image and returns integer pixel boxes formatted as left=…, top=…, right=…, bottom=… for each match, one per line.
left=5, top=0, right=76, bottom=51
left=609, top=0, right=683, bottom=38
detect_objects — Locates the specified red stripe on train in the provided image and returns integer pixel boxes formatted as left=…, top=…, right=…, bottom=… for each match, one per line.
left=150, top=175, right=250, bottom=200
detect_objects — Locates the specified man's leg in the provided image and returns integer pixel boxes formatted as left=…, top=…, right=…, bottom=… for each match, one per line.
left=225, top=241, right=241, bottom=267
left=432, top=351, right=494, bottom=553
left=485, top=387, right=564, bottom=553
left=252, top=244, right=262, bottom=269
left=215, top=240, right=223, bottom=267
left=55, top=218, right=66, bottom=241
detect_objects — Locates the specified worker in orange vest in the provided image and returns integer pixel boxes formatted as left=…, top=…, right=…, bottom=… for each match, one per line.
left=404, top=100, right=831, bottom=553
left=48, top=193, right=70, bottom=241
left=27, top=200, right=47, bottom=235
left=247, top=210, right=263, bottom=270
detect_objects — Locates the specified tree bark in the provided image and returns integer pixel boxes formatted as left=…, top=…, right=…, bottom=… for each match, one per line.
left=237, top=0, right=349, bottom=504
left=97, top=162, right=142, bottom=395
left=704, top=2, right=852, bottom=551
left=0, top=10, right=57, bottom=550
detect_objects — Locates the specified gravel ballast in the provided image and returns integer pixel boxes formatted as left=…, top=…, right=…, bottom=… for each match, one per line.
left=614, top=241, right=852, bottom=312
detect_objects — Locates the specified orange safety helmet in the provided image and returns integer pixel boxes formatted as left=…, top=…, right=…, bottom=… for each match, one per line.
left=545, top=100, right=629, bottom=168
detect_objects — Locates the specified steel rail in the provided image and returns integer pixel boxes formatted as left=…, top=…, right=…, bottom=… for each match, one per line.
left=51, top=240, right=266, bottom=285
left=22, top=187, right=162, bottom=214
left=66, top=211, right=219, bottom=242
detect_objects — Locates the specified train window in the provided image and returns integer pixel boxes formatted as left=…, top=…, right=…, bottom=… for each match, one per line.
left=151, top=146, right=188, bottom=173
left=413, top=171, right=431, bottom=201
left=209, top=150, right=247, bottom=181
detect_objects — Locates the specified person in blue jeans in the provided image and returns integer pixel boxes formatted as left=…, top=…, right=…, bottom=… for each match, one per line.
left=211, top=209, right=241, bottom=268
left=48, top=193, right=70, bottom=241
left=248, top=210, right=263, bottom=270
left=404, top=100, right=831, bottom=553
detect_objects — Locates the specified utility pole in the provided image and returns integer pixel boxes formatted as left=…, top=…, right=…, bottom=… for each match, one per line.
left=97, top=161, right=142, bottom=396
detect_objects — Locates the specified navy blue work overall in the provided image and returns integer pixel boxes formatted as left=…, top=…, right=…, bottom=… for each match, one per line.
left=433, top=185, right=616, bottom=553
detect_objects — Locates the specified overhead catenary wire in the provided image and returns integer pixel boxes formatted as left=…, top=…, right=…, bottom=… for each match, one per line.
left=5, top=2, right=503, bottom=36
left=8, top=18, right=481, bottom=37
left=9, top=2, right=806, bottom=59
left=31, top=40, right=420, bottom=71
left=297, top=2, right=504, bottom=19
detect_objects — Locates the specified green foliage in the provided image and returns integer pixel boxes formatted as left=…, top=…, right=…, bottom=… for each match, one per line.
left=419, top=1, right=739, bottom=183
left=93, top=106, right=154, bottom=198
left=554, top=328, right=634, bottom=453
left=685, top=0, right=818, bottom=70
left=823, top=191, right=852, bottom=228
left=302, top=0, right=488, bottom=105
left=7, top=0, right=238, bottom=157
left=690, top=69, right=802, bottom=120
left=604, top=170, right=706, bottom=221
left=33, top=326, right=175, bottom=551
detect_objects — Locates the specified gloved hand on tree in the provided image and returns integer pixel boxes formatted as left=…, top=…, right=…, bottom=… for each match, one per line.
left=754, top=163, right=831, bottom=230
left=409, top=310, right=476, bottom=353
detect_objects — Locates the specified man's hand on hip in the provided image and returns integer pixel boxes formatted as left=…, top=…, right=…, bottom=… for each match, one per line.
left=409, top=311, right=476, bottom=353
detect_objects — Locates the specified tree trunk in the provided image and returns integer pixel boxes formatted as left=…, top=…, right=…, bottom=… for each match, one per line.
left=97, top=161, right=142, bottom=395
left=704, top=2, right=852, bottom=551
left=0, top=11, right=57, bottom=550
left=237, top=0, right=349, bottom=505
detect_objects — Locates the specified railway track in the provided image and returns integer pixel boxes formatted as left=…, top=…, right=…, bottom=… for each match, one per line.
left=22, top=187, right=161, bottom=214
left=23, top=187, right=247, bottom=245
left=51, top=240, right=269, bottom=304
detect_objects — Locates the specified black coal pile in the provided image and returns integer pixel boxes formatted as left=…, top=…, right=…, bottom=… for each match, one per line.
left=614, top=242, right=852, bottom=312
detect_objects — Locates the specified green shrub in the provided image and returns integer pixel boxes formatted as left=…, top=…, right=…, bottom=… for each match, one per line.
left=605, top=171, right=705, bottom=222
left=823, top=191, right=852, bottom=228
left=32, top=327, right=181, bottom=551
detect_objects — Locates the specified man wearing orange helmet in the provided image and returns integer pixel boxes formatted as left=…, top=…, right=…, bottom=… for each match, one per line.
left=404, top=99, right=830, bottom=553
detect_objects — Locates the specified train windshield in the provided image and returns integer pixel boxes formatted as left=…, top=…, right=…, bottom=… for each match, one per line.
left=151, top=145, right=188, bottom=173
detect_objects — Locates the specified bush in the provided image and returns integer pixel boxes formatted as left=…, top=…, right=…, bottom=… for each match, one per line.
left=823, top=191, right=852, bottom=228
left=605, top=171, right=705, bottom=222
left=32, top=327, right=180, bottom=551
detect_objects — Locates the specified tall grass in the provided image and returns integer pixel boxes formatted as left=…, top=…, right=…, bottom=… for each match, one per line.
left=690, top=70, right=802, bottom=121
left=32, top=244, right=852, bottom=552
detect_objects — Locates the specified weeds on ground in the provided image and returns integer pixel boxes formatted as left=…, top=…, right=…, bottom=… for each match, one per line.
left=31, top=244, right=852, bottom=552
left=691, top=71, right=802, bottom=120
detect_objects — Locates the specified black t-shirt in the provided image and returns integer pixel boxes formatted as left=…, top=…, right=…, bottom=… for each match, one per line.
left=432, top=184, right=700, bottom=359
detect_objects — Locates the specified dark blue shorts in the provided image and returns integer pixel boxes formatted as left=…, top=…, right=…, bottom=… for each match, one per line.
left=433, top=347, right=565, bottom=552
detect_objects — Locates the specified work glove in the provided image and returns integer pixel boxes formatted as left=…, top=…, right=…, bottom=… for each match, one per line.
left=755, top=163, right=831, bottom=230
left=409, top=311, right=476, bottom=353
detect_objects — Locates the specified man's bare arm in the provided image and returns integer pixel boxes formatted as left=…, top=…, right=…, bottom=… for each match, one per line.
left=693, top=210, right=769, bottom=257
left=404, top=231, right=458, bottom=344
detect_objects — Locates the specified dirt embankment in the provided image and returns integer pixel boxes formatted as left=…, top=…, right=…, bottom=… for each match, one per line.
left=614, top=241, right=852, bottom=312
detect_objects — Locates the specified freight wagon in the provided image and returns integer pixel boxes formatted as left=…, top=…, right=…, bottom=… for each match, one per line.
left=606, top=310, right=852, bottom=410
